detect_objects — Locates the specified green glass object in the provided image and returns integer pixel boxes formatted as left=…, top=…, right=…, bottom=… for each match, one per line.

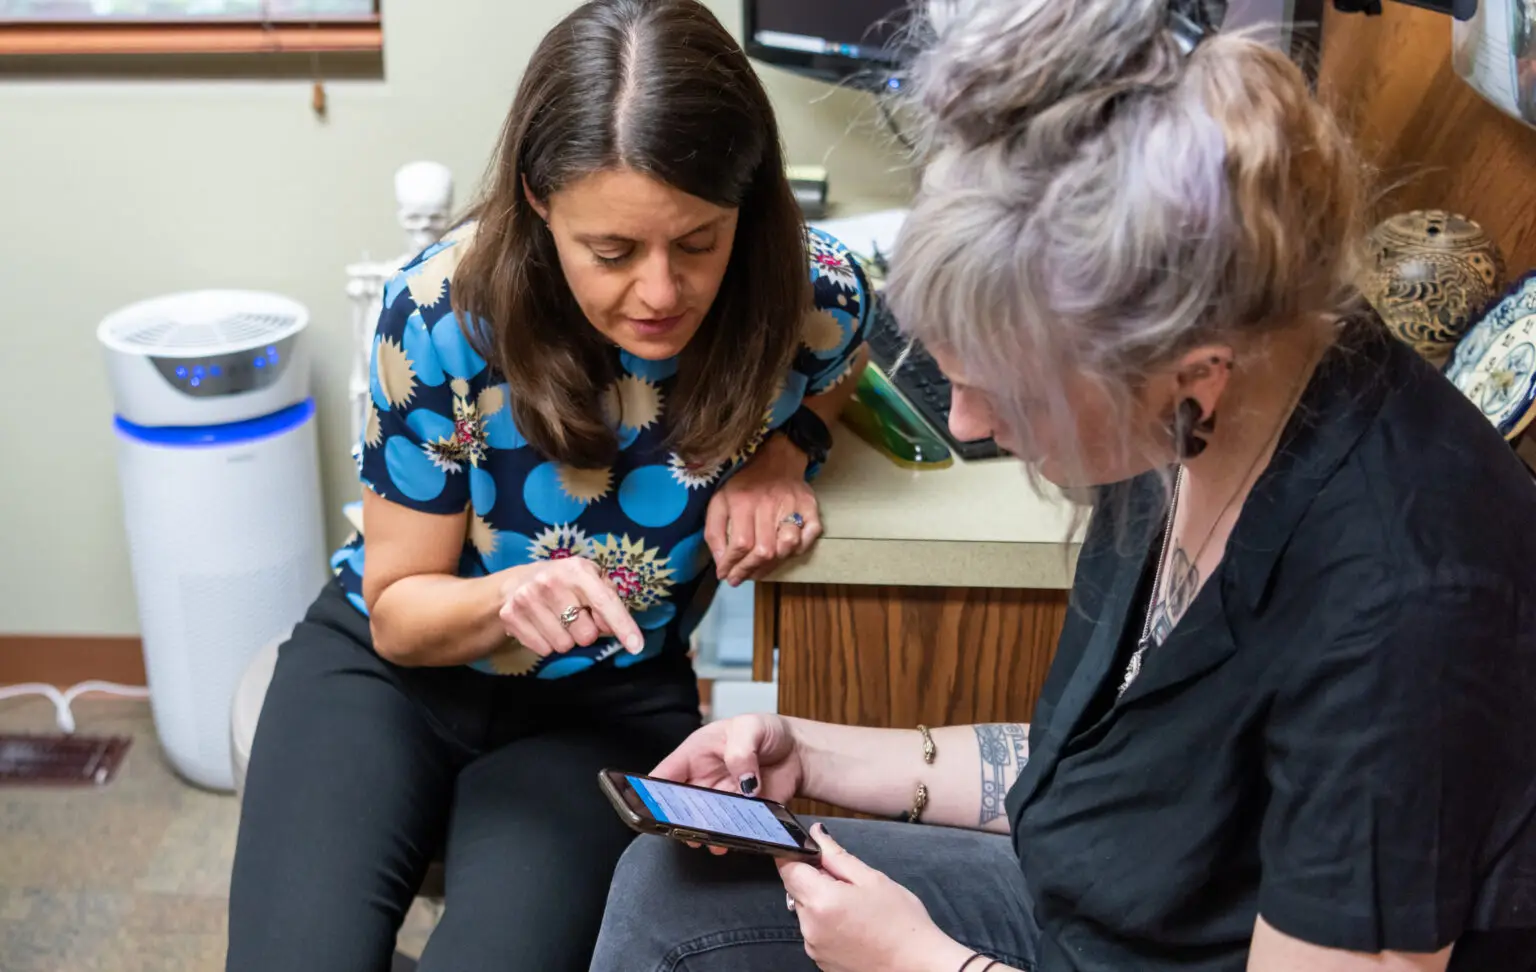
left=841, top=367, right=953, bottom=469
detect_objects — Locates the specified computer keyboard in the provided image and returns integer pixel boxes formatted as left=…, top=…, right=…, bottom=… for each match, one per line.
left=863, top=296, right=1005, bottom=462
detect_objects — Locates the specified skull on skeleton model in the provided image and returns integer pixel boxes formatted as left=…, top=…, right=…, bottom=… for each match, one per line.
left=394, top=161, right=455, bottom=255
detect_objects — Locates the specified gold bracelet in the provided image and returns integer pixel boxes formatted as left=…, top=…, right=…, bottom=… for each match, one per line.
left=905, top=725, right=937, bottom=823
left=917, top=724, right=936, bottom=764
left=905, top=781, right=929, bottom=824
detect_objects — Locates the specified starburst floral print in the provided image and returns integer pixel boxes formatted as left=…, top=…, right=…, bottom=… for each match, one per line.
left=667, top=453, right=723, bottom=489
left=484, top=642, right=541, bottom=676
left=602, top=375, right=664, bottom=431
left=529, top=525, right=591, bottom=562
left=556, top=464, right=613, bottom=505
left=588, top=535, right=674, bottom=612
left=423, top=393, right=489, bottom=473
left=808, top=229, right=859, bottom=292
left=374, top=337, right=418, bottom=408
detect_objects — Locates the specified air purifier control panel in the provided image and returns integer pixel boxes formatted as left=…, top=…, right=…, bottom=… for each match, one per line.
left=149, top=335, right=298, bottom=399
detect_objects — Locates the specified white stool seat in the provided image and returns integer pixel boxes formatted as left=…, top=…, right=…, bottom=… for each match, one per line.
left=230, top=631, right=286, bottom=800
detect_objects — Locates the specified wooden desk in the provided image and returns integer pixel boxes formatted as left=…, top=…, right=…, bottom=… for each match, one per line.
left=755, top=414, right=1083, bottom=796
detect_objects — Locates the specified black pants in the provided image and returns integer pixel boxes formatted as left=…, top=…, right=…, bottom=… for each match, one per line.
left=226, top=582, right=701, bottom=972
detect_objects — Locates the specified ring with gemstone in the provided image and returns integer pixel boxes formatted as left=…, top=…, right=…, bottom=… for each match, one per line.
left=781, top=512, right=805, bottom=529
left=785, top=892, right=797, bottom=912
left=558, top=604, right=585, bottom=628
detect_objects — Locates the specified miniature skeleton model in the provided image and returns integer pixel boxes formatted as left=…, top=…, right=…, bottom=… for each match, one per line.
left=345, top=162, right=455, bottom=465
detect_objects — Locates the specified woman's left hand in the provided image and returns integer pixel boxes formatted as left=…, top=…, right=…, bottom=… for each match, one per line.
left=706, top=435, right=822, bottom=586
left=778, top=824, right=972, bottom=972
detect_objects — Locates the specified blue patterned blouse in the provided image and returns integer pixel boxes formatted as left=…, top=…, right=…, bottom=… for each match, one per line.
left=330, top=224, right=869, bottom=679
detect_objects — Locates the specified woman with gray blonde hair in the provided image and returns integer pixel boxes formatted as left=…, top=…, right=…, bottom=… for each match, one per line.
left=588, top=2, right=1536, bottom=970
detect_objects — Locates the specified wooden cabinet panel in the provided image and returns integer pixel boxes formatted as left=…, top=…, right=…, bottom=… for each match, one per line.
left=771, top=582, right=1067, bottom=817
left=774, top=583, right=1067, bottom=728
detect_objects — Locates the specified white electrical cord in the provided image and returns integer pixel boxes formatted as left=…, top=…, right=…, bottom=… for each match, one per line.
left=0, top=681, right=150, bottom=734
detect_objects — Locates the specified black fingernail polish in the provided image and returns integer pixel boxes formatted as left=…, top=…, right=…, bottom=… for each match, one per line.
left=739, top=774, right=758, bottom=796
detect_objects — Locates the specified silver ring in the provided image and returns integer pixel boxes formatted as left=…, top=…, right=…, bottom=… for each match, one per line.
left=781, top=512, right=805, bottom=529
left=558, top=605, right=584, bottom=628
left=785, top=892, right=796, bottom=912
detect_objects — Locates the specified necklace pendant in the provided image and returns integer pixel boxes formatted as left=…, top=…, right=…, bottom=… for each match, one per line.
left=1118, top=641, right=1149, bottom=698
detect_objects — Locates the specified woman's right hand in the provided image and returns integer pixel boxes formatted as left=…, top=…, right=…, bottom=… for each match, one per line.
left=498, top=556, right=644, bottom=657
left=652, top=714, right=804, bottom=804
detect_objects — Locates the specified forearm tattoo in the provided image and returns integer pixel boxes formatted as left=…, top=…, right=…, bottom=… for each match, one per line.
left=974, top=723, right=1029, bottom=825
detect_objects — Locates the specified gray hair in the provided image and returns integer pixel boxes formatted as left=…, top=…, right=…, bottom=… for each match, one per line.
left=887, top=0, right=1368, bottom=490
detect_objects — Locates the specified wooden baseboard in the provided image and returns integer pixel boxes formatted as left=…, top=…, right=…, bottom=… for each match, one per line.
left=0, top=638, right=713, bottom=707
left=0, top=635, right=145, bottom=689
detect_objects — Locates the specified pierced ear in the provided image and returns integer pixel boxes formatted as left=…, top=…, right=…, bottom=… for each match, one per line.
left=1163, top=345, right=1233, bottom=458
left=522, top=176, right=550, bottom=223
left=1175, top=346, right=1234, bottom=410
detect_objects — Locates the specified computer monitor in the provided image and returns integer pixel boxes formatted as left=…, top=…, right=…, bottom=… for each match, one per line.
left=743, top=0, right=915, bottom=90
left=743, top=1, right=1328, bottom=90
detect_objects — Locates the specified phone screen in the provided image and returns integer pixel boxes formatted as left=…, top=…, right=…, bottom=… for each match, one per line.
left=625, top=775, right=800, bottom=848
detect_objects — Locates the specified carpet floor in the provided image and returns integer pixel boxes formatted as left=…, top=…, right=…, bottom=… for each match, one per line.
left=0, top=697, right=434, bottom=971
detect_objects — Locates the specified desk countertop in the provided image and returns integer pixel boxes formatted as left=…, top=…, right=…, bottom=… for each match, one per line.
left=765, top=424, right=1083, bottom=591
left=344, top=428, right=1084, bottom=590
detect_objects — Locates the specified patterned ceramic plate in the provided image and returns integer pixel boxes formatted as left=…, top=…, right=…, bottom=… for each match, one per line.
left=1445, top=273, right=1536, bottom=441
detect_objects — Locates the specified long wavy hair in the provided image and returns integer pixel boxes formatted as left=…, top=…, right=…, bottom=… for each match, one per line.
left=453, top=0, right=808, bottom=469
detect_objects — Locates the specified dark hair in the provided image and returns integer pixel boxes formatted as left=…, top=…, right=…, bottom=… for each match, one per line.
left=453, top=0, right=808, bottom=469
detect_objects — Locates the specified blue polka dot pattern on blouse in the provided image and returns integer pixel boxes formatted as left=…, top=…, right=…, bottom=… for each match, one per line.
left=634, top=600, right=678, bottom=631
left=667, top=530, right=712, bottom=584
left=338, top=224, right=869, bottom=679
left=537, top=654, right=597, bottom=680
left=470, top=466, right=497, bottom=516
left=479, top=528, right=537, bottom=574
left=523, top=462, right=592, bottom=526
left=405, top=407, right=456, bottom=445
left=383, top=272, right=409, bottom=310
left=402, top=311, right=446, bottom=387
left=618, top=465, right=689, bottom=528
left=382, top=436, right=447, bottom=503
left=769, top=371, right=811, bottom=428
left=620, top=350, right=679, bottom=382
left=481, top=384, right=526, bottom=450
left=614, top=424, right=643, bottom=450
left=432, top=312, right=488, bottom=380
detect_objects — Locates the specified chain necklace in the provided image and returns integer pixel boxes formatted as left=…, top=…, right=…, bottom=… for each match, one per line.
left=1117, top=467, right=1186, bottom=698
left=1117, top=358, right=1318, bottom=698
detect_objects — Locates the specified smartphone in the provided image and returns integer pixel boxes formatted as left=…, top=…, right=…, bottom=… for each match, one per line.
left=598, top=769, right=821, bottom=863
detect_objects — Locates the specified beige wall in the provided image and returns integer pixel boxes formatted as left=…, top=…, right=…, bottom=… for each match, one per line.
left=0, top=0, right=912, bottom=636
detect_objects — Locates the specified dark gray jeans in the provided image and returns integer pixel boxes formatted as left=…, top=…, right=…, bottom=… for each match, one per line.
left=590, top=818, right=1040, bottom=972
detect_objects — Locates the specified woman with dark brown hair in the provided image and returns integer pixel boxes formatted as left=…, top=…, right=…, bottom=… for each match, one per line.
left=225, top=2, right=868, bottom=970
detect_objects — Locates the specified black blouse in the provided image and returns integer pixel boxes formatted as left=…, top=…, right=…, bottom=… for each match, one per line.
left=1007, top=321, right=1536, bottom=972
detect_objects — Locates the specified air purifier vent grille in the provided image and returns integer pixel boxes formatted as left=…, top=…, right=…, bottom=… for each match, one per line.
left=98, top=291, right=308, bottom=356
left=113, top=313, right=301, bottom=351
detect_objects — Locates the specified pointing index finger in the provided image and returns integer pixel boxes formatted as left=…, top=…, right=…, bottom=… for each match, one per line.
left=579, top=570, right=643, bottom=653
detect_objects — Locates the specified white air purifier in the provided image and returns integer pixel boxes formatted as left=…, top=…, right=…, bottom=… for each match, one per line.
left=98, top=291, right=327, bottom=791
